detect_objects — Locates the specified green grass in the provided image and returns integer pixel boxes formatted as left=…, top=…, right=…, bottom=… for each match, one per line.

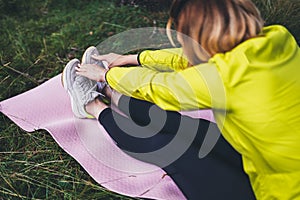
left=0, top=125, right=131, bottom=199
left=0, top=0, right=168, bottom=199
left=0, top=0, right=299, bottom=199
left=253, top=0, right=300, bottom=39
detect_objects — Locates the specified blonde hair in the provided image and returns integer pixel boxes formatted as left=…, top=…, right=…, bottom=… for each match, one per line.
left=167, top=0, right=264, bottom=64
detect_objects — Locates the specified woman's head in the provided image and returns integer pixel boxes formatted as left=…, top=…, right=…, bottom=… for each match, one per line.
left=167, top=0, right=264, bottom=64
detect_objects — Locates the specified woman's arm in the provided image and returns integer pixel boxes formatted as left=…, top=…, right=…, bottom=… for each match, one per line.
left=91, top=48, right=189, bottom=72
left=137, top=48, right=189, bottom=72
left=105, top=62, right=223, bottom=111
left=92, top=53, right=139, bottom=68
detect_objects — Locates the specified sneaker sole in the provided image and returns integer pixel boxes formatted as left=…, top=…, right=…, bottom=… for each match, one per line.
left=82, top=46, right=109, bottom=69
left=62, top=59, right=93, bottom=118
left=62, top=59, right=81, bottom=118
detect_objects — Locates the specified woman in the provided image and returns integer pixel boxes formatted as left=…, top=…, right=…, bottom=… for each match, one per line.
left=62, top=47, right=254, bottom=199
left=74, top=0, right=300, bottom=199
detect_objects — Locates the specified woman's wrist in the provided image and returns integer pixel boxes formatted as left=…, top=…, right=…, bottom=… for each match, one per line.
left=122, top=54, right=138, bottom=66
left=100, top=68, right=109, bottom=82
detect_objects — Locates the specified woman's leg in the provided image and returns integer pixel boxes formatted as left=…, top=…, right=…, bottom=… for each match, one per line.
left=164, top=129, right=255, bottom=200
left=93, top=96, right=255, bottom=199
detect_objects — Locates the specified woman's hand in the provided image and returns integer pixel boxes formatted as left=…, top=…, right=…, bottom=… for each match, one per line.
left=76, top=63, right=108, bottom=82
left=91, top=53, right=138, bottom=68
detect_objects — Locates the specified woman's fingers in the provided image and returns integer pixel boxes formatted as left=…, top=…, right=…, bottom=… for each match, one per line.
left=75, top=66, right=82, bottom=72
left=91, top=54, right=106, bottom=61
left=76, top=64, right=85, bottom=72
left=91, top=53, right=123, bottom=67
left=75, top=63, right=107, bottom=82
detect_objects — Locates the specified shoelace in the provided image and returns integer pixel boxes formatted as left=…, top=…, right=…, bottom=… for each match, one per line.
left=74, top=76, right=103, bottom=105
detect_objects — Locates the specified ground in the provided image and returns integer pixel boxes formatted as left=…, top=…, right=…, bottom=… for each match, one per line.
left=0, top=0, right=299, bottom=199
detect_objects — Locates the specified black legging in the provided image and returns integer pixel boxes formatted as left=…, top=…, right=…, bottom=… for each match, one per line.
left=98, top=96, right=255, bottom=200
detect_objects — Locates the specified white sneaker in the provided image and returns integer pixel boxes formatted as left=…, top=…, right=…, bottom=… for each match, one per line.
left=62, top=58, right=99, bottom=118
left=82, top=46, right=108, bottom=92
left=82, top=46, right=109, bottom=69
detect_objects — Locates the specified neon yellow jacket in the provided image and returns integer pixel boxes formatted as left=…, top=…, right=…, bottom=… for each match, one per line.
left=106, top=25, right=300, bottom=199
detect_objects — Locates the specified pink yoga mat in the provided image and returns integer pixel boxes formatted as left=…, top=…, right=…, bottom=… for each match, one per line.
left=0, top=74, right=215, bottom=199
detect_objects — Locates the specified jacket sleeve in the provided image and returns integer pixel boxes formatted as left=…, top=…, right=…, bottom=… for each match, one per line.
left=106, top=62, right=225, bottom=111
left=138, top=48, right=189, bottom=72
